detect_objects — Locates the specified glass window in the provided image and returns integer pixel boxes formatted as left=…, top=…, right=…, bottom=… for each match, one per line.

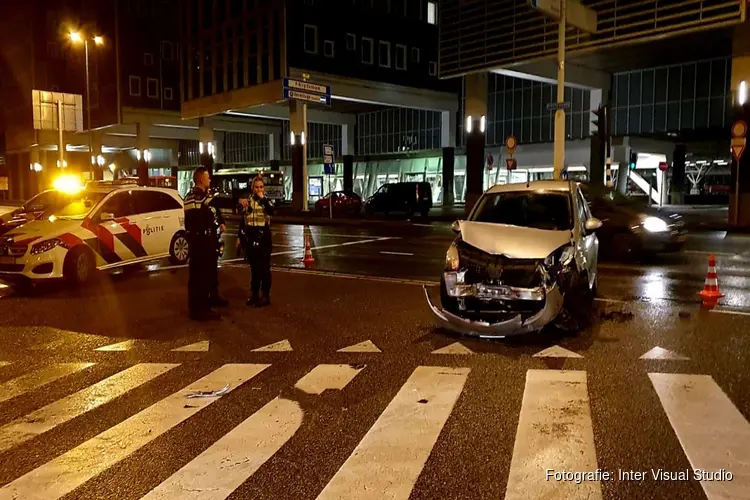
left=324, top=40, right=334, bottom=58
left=147, top=78, right=159, bottom=99
left=24, top=191, right=60, bottom=212
left=471, top=191, right=573, bottom=231
left=304, top=25, right=318, bottom=54
left=395, top=44, right=407, bottom=70
left=129, top=76, right=141, bottom=96
left=98, top=191, right=135, bottom=219
left=133, top=191, right=181, bottom=214
left=361, top=37, right=374, bottom=64
left=378, top=41, right=391, bottom=68
left=50, top=192, right=108, bottom=219
left=427, top=1, right=437, bottom=24
left=346, top=33, right=356, bottom=51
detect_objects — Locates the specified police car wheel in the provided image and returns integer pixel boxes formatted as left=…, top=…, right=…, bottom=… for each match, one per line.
left=63, top=246, right=95, bottom=286
left=170, top=232, right=190, bottom=265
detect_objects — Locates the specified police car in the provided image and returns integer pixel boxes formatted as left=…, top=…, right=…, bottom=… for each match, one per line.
left=0, top=179, right=190, bottom=289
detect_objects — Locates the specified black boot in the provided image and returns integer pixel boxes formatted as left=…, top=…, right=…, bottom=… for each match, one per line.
left=246, top=294, right=259, bottom=307
left=210, top=297, right=229, bottom=308
left=258, top=293, right=271, bottom=307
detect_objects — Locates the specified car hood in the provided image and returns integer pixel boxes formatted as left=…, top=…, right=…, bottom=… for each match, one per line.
left=459, top=221, right=573, bottom=259
left=3, top=217, right=83, bottom=244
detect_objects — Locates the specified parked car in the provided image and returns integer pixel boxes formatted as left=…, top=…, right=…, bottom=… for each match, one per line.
left=364, top=182, right=432, bottom=217
left=578, top=183, right=686, bottom=259
left=425, top=180, right=602, bottom=338
left=315, top=191, right=362, bottom=215
left=0, top=190, right=75, bottom=237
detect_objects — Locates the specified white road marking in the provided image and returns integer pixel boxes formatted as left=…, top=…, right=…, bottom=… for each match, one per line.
left=650, top=373, right=750, bottom=499
left=594, top=297, right=629, bottom=304
left=172, top=341, right=210, bottom=352
left=0, top=364, right=270, bottom=500
left=380, top=251, right=414, bottom=256
left=274, top=231, right=385, bottom=239
left=505, top=370, right=602, bottom=500
left=337, top=340, right=382, bottom=353
left=316, top=366, right=470, bottom=500
left=143, top=364, right=361, bottom=500
left=639, top=346, right=689, bottom=360
left=711, top=308, right=750, bottom=317
left=270, top=236, right=399, bottom=257
left=411, top=223, right=433, bottom=227
left=95, top=340, right=135, bottom=351
left=532, top=345, right=583, bottom=358
left=251, top=339, right=293, bottom=352
left=0, top=362, right=9, bottom=368
left=684, top=250, right=738, bottom=258
left=0, top=363, right=178, bottom=453
left=268, top=267, right=440, bottom=287
left=431, top=342, right=473, bottom=355
left=0, top=363, right=95, bottom=404
left=294, top=364, right=364, bottom=395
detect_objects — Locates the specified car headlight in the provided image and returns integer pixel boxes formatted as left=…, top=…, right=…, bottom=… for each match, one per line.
left=31, top=238, right=61, bottom=255
left=642, top=216, right=669, bottom=233
left=445, top=242, right=459, bottom=271
left=543, top=244, right=576, bottom=276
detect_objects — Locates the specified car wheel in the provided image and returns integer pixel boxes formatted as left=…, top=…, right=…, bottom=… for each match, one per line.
left=169, top=232, right=190, bottom=265
left=63, top=246, right=96, bottom=286
left=554, top=269, right=592, bottom=332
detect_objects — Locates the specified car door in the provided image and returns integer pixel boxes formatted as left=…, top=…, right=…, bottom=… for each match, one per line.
left=132, top=190, right=182, bottom=257
left=576, top=187, right=599, bottom=286
left=89, top=191, right=137, bottom=265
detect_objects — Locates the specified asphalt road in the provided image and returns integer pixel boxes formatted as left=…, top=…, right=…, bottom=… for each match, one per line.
left=0, top=221, right=749, bottom=499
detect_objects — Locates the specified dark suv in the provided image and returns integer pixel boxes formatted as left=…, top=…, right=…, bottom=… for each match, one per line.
left=364, top=182, right=433, bottom=217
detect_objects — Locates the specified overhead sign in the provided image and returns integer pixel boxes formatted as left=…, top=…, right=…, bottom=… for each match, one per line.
left=283, top=88, right=331, bottom=105
left=323, top=144, right=335, bottom=175
left=528, top=0, right=598, bottom=33
left=487, top=153, right=494, bottom=167
left=283, top=78, right=330, bottom=96
left=731, top=120, right=747, bottom=164
left=506, top=158, right=517, bottom=171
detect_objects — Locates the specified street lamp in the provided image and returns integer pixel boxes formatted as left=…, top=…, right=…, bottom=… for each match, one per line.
left=69, top=31, right=104, bottom=177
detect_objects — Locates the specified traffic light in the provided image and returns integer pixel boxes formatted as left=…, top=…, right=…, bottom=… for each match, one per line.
left=629, top=151, right=638, bottom=170
left=591, top=105, right=608, bottom=139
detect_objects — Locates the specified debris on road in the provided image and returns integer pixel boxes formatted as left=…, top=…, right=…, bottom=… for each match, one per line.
left=600, top=310, right=634, bottom=323
left=186, top=384, right=230, bottom=399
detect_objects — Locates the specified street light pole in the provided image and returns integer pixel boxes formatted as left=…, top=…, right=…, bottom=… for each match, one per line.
left=84, top=38, right=93, bottom=179
left=553, top=0, right=567, bottom=180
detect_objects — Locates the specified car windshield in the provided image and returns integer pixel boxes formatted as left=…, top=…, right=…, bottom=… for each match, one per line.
left=47, top=191, right=108, bottom=219
left=471, top=191, right=573, bottom=231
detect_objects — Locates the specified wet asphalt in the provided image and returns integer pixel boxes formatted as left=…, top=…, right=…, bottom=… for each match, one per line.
left=0, top=220, right=749, bottom=499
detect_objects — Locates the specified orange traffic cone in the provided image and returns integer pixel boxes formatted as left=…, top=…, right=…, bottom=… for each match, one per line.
left=698, top=254, right=724, bottom=309
left=302, top=234, right=315, bottom=264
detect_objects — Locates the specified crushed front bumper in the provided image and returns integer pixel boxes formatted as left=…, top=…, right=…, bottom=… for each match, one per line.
left=424, top=282, right=564, bottom=338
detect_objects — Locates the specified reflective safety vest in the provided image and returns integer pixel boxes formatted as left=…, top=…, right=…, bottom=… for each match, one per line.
left=244, top=197, right=270, bottom=227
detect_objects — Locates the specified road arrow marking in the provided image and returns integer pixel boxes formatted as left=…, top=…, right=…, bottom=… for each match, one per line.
left=431, top=342, right=473, bottom=355
left=639, top=346, right=689, bottom=361
left=532, top=345, right=583, bottom=358
left=252, top=339, right=293, bottom=352
left=337, top=340, right=382, bottom=353
left=172, top=341, right=210, bottom=352
left=95, top=340, right=135, bottom=352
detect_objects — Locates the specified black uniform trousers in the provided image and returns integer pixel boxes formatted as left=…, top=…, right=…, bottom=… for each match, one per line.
left=188, top=234, right=219, bottom=314
left=244, top=226, right=272, bottom=296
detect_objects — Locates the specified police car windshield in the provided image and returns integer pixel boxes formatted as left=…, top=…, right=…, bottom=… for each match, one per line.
left=47, top=191, right=108, bottom=219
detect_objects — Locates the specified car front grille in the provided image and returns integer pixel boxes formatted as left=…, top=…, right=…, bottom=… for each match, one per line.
left=0, top=244, right=28, bottom=257
left=456, top=240, right=543, bottom=288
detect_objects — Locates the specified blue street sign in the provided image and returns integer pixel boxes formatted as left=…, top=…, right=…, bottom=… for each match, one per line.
left=283, top=87, right=331, bottom=105
left=561, top=169, right=569, bottom=180
left=547, top=102, right=571, bottom=111
left=323, top=144, right=335, bottom=174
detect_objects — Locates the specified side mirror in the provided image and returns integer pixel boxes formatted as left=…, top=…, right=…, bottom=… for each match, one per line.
left=585, top=218, right=603, bottom=232
left=100, top=212, right=115, bottom=222
left=451, top=220, right=462, bottom=234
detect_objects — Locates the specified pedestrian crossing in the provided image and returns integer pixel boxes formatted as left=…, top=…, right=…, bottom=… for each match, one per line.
left=0, top=361, right=748, bottom=499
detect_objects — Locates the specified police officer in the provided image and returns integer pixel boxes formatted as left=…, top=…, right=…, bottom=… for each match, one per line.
left=238, top=176, right=274, bottom=307
left=184, top=167, right=228, bottom=321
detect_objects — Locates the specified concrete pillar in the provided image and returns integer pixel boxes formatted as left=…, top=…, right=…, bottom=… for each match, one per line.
left=441, top=110, right=457, bottom=149
left=671, top=144, right=686, bottom=204
left=90, top=132, right=104, bottom=181
left=464, top=73, right=488, bottom=215
left=730, top=15, right=750, bottom=228
left=289, top=100, right=309, bottom=212
left=268, top=132, right=281, bottom=161
left=136, top=122, right=151, bottom=185
left=343, top=156, right=354, bottom=193
left=342, top=123, right=355, bottom=156
left=442, top=147, right=455, bottom=207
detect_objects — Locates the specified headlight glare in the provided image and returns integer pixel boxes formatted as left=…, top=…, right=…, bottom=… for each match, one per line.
left=31, top=238, right=61, bottom=255
left=642, top=216, right=669, bottom=233
left=559, top=245, right=575, bottom=266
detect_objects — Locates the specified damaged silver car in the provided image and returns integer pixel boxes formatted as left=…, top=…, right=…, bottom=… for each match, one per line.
left=425, top=180, right=602, bottom=338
